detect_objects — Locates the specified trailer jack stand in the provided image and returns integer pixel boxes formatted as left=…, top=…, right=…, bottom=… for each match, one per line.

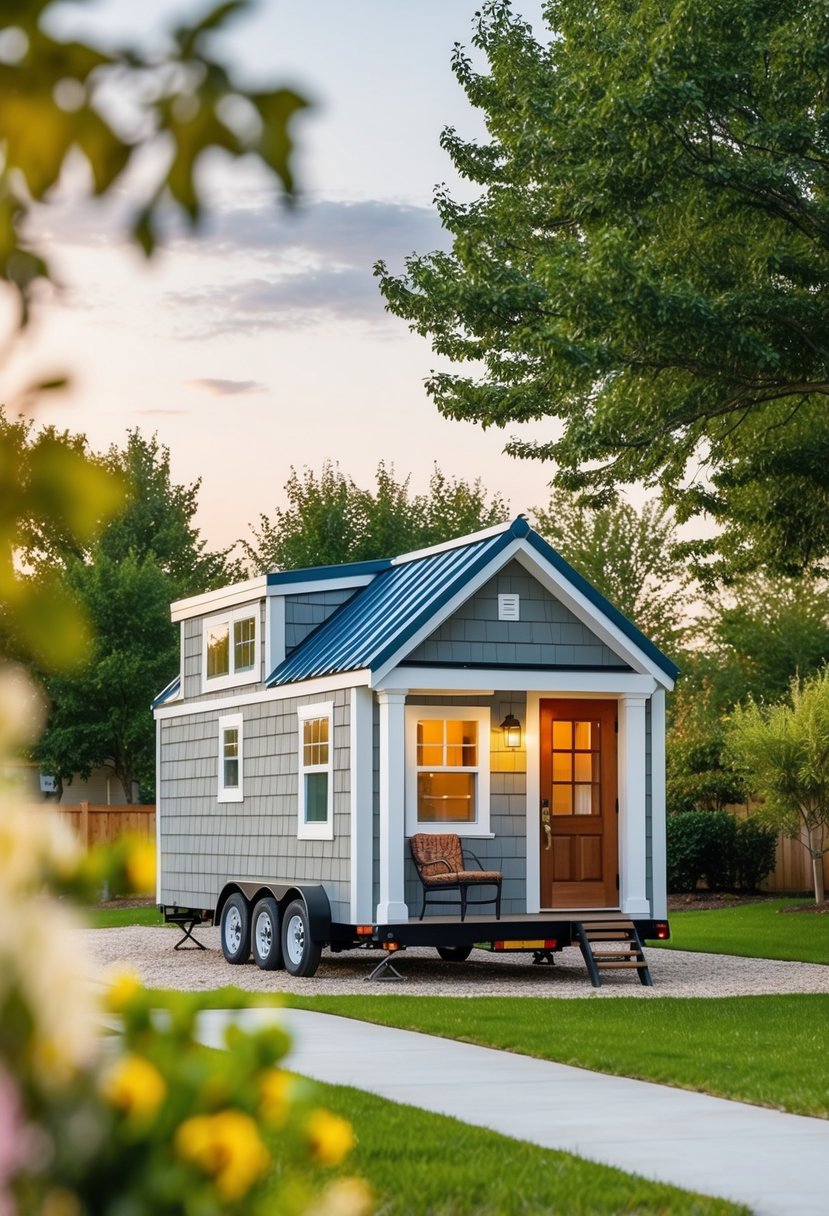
left=532, top=950, right=557, bottom=966
left=366, top=950, right=405, bottom=982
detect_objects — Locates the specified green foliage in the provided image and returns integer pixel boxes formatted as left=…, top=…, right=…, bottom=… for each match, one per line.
left=695, top=577, right=829, bottom=709
left=31, top=429, right=235, bottom=799
left=667, top=682, right=748, bottom=814
left=666, top=810, right=776, bottom=892
left=243, top=461, right=510, bottom=572
left=727, top=668, right=829, bottom=901
left=293, top=993, right=829, bottom=1119
left=0, top=0, right=307, bottom=328
left=531, top=492, right=690, bottom=656
left=667, top=810, right=738, bottom=892
left=375, top=0, right=829, bottom=577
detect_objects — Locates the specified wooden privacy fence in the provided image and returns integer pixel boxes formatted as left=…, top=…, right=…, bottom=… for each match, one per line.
left=759, top=833, right=829, bottom=895
left=50, top=803, right=156, bottom=849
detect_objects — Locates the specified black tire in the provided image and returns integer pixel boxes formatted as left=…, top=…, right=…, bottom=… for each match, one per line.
left=436, top=945, right=473, bottom=962
left=251, top=896, right=283, bottom=971
left=281, top=899, right=322, bottom=977
left=220, top=892, right=251, bottom=964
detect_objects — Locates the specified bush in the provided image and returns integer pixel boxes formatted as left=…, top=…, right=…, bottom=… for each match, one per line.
left=667, top=810, right=778, bottom=893
left=734, top=818, right=778, bottom=892
left=667, top=811, right=737, bottom=892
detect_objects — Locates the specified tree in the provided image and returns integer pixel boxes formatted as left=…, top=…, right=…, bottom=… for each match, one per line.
left=694, top=577, right=829, bottom=711
left=243, top=461, right=510, bottom=572
left=727, top=669, right=829, bottom=904
left=32, top=429, right=235, bottom=799
left=375, top=0, right=829, bottom=577
left=34, top=551, right=174, bottom=802
left=530, top=493, right=690, bottom=656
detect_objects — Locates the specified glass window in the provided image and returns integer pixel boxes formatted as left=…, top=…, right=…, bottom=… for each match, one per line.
left=551, top=717, right=601, bottom=817
left=414, top=717, right=479, bottom=824
left=217, top=714, right=243, bottom=802
left=233, top=617, right=256, bottom=672
left=223, top=727, right=239, bottom=788
left=206, top=624, right=230, bottom=678
left=203, top=609, right=258, bottom=689
left=297, top=705, right=334, bottom=839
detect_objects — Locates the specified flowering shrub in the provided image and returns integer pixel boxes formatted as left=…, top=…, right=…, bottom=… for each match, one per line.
left=0, top=668, right=372, bottom=1216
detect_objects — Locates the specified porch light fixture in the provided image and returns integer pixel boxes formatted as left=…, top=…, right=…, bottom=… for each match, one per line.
left=500, top=712, right=522, bottom=749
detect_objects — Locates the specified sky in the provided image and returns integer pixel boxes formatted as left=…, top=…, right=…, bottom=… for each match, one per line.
left=14, top=0, right=561, bottom=556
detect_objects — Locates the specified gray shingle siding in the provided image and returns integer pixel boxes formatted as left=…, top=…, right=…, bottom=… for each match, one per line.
left=407, top=562, right=629, bottom=669
left=158, top=686, right=353, bottom=922
left=402, top=694, right=528, bottom=917
left=284, top=590, right=355, bottom=655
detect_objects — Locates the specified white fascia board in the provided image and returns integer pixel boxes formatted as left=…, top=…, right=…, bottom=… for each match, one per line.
left=512, top=548, right=676, bottom=690
left=380, top=667, right=657, bottom=696
left=370, top=538, right=524, bottom=686
left=154, top=669, right=371, bottom=720
left=266, top=575, right=375, bottom=596
left=391, top=519, right=513, bottom=566
left=170, top=576, right=267, bottom=622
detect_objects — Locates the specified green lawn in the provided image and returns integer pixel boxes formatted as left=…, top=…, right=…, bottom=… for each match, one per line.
left=88, top=904, right=165, bottom=928
left=658, top=900, right=829, bottom=964
left=298, top=1078, right=746, bottom=1215
left=284, top=994, right=829, bottom=1119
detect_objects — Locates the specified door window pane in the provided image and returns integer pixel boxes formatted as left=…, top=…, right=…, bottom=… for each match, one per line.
left=552, top=721, right=572, bottom=749
left=552, top=785, right=572, bottom=815
left=553, top=752, right=572, bottom=782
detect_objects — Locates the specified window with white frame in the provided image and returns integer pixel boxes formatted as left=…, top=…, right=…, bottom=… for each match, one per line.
left=202, top=606, right=260, bottom=691
left=297, top=702, right=334, bottom=840
left=218, top=713, right=243, bottom=802
left=405, top=706, right=491, bottom=836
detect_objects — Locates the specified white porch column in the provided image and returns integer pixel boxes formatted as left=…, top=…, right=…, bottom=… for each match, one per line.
left=649, top=688, right=667, bottom=919
left=376, top=689, right=409, bottom=923
left=618, top=694, right=650, bottom=915
left=349, top=686, right=374, bottom=923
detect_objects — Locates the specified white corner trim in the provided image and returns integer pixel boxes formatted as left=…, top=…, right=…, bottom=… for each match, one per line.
left=650, top=688, right=668, bottom=920
left=350, top=687, right=374, bottom=922
left=155, top=717, right=162, bottom=904
left=525, top=693, right=542, bottom=913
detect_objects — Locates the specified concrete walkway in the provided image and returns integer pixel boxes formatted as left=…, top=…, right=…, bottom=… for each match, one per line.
left=198, top=1007, right=829, bottom=1216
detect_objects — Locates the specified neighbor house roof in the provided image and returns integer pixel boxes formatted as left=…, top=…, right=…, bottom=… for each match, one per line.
left=267, top=518, right=680, bottom=687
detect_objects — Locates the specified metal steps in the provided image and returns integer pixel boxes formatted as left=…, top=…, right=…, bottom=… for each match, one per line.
left=574, top=920, right=653, bottom=988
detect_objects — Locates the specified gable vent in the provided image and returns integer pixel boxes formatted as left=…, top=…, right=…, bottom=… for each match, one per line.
left=498, top=593, right=520, bottom=621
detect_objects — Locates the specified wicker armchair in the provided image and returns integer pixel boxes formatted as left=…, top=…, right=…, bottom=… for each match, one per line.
left=409, top=833, right=502, bottom=921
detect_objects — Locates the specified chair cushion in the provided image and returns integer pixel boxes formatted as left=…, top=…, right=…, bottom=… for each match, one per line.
left=410, top=832, right=464, bottom=876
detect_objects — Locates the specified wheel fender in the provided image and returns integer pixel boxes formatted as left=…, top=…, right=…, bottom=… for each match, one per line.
left=282, top=885, right=331, bottom=944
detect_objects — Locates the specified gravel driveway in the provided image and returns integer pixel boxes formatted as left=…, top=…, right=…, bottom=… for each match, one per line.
left=81, top=924, right=829, bottom=998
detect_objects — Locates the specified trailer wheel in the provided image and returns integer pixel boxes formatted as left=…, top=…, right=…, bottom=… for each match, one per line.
left=281, top=899, right=322, bottom=977
left=252, top=896, right=283, bottom=971
left=436, top=945, right=473, bottom=962
left=220, top=893, right=250, bottom=964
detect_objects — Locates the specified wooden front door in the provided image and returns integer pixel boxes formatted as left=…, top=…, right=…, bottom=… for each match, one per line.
left=539, top=699, right=618, bottom=909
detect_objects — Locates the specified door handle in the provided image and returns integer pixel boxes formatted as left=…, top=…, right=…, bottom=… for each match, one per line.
left=544, top=824, right=552, bottom=851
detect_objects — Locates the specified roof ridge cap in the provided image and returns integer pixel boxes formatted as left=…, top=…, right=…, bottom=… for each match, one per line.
left=390, top=516, right=527, bottom=566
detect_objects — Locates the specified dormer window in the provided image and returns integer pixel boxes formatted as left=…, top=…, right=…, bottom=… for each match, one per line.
left=202, top=607, right=260, bottom=692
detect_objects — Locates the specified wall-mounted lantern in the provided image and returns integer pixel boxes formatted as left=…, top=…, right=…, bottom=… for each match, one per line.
left=500, top=712, right=522, bottom=750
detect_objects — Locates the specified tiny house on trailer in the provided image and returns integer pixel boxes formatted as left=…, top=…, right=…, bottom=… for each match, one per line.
left=153, top=518, right=677, bottom=984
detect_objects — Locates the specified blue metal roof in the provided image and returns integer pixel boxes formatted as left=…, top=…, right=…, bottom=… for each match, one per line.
left=152, top=674, right=181, bottom=709
left=266, top=517, right=679, bottom=687
left=266, top=557, right=390, bottom=587
left=268, top=525, right=519, bottom=685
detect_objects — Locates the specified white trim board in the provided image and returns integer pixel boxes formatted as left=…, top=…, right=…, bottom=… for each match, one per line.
left=383, top=667, right=657, bottom=696
left=153, top=670, right=370, bottom=720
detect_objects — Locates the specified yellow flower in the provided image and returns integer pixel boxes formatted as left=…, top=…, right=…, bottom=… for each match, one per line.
left=104, top=969, right=142, bottom=1013
left=100, top=1053, right=166, bottom=1121
left=41, top=1189, right=82, bottom=1216
left=259, top=1068, right=293, bottom=1126
left=175, top=1110, right=270, bottom=1200
left=306, top=1109, right=355, bottom=1167
left=125, top=840, right=156, bottom=894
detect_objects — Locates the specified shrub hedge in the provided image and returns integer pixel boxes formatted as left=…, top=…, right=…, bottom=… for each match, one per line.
left=666, top=811, right=777, bottom=892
